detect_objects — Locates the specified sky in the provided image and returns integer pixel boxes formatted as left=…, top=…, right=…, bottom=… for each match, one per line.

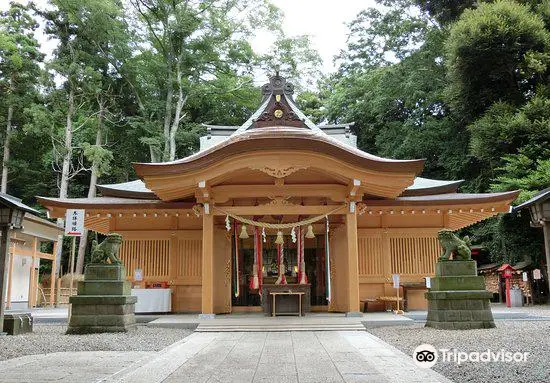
left=2, top=0, right=375, bottom=75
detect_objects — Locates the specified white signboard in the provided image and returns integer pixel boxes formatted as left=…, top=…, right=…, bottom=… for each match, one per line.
left=65, top=209, right=85, bottom=236
left=425, top=277, right=431, bottom=288
left=392, top=274, right=400, bottom=289
left=533, top=269, right=542, bottom=280
left=522, top=272, right=528, bottom=282
left=134, top=268, right=143, bottom=282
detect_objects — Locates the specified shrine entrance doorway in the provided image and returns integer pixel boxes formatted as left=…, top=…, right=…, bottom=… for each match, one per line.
left=230, top=233, right=328, bottom=312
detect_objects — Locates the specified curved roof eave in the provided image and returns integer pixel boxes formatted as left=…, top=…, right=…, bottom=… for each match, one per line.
left=133, top=128, right=425, bottom=177
left=402, top=177, right=464, bottom=196
left=363, top=190, right=520, bottom=206
left=36, top=196, right=194, bottom=210
left=97, top=180, right=158, bottom=199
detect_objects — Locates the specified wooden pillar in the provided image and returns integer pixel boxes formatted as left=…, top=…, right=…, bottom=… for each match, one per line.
left=201, top=212, right=214, bottom=315
left=345, top=212, right=360, bottom=313
left=50, top=242, right=57, bottom=307
left=543, top=222, right=550, bottom=294
left=6, top=246, right=14, bottom=309
left=28, top=237, right=38, bottom=308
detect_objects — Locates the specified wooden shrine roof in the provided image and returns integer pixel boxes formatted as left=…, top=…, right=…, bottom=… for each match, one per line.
left=133, top=127, right=425, bottom=177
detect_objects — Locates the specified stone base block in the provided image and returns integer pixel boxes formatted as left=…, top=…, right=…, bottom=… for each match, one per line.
left=77, top=280, right=131, bottom=295
left=436, top=260, right=477, bottom=276
left=425, top=295, right=495, bottom=330
left=70, top=295, right=137, bottom=305
left=3, top=313, right=33, bottom=335
left=430, top=275, right=486, bottom=291
left=85, top=264, right=126, bottom=281
left=67, top=312, right=136, bottom=334
left=68, top=294, right=136, bottom=334
left=425, top=320, right=495, bottom=330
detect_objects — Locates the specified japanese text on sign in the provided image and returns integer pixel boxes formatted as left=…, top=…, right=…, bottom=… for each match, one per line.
left=65, top=209, right=85, bottom=236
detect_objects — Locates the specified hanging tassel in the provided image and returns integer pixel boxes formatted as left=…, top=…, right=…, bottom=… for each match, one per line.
left=249, top=264, right=260, bottom=290
left=275, top=242, right=287, bottom=285
left=249, top=227, right=260, bottom=291
left=262, top=227, right=267, bottom=243
left=291, top=227, right=297, bottom=243
left=274, top=230, right=284, bottom=245
left=257, top=227, right=263, bottom=298
left=239, top=224, right=249, bottom=239
left=305, top=224, right=315, bottom=238
left=233, top=221, right=240, bottom=298
left=225, top=215, right=231, bottom=231
left=299, top=225, right=308, bottom=284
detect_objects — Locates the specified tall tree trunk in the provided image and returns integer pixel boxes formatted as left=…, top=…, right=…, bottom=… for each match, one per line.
left=169, top=60, right=187, bottom=161
left=54, top=86, right=75, bottom=276
left=1, top=104, right=13, bottom=194
left=59, top=87, right=75, bottom=199
left=162, top=62, right=174, bottom=162
left=75, top=101, right=104, bottom=274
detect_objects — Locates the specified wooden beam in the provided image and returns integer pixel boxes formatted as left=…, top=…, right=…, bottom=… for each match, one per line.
left=216, top=204, right=346, bottom=216
left=210, top=184, right=349, bottom=203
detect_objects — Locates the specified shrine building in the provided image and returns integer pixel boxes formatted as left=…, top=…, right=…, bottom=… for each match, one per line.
left=38, top=74, right=519, bottom=316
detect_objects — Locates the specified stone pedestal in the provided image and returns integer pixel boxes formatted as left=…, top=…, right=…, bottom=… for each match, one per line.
left=425, top=260, right=495, bottom=330
left=67, top=264, right=136, bottom=334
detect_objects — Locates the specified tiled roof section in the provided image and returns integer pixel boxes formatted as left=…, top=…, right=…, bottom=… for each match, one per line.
left=0, top=193, right=40, bottom=215
left=364, top=191, right=520, bottom=206
left=133, top=127, right=425, bottom=176
left=37, top=196, right=194, bottom=210
left=512, top=186, right=550, bottom=212
left=402, top=177, right=464, bottom=196
left=97, top=180, right=157, bottom=199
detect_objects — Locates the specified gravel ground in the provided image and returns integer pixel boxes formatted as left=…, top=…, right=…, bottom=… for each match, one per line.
left=0, top=324, right=192, bottom=361
left=370, top=321, right=550, bottom=383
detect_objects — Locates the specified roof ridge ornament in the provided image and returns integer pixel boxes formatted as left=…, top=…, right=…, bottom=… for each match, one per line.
left=261, top=72, right=294, bottom=97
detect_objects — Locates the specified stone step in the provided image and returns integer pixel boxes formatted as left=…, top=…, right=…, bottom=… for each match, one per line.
left=195, top=323, right=366, bottom=332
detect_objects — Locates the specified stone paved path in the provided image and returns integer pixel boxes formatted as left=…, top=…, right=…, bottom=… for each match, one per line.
left=0, top=351, right=152, bottom=383
left=117, top=331, right=452, bottom=383
left=0, top=331, right=452, bottom=383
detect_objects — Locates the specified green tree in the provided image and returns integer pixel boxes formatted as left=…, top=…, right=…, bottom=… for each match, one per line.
left=0, top=2, right=43, bottom=193
left=127, top=0, right=281, bottom=161
left=446, top=0, right=550, bottom=121
left=413, top=0, right=476, bottom=25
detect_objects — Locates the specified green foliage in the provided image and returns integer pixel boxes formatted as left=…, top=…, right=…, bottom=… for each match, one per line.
left=469, top=95, right=550, bottom=190
left=464, top=213, right=544, bottom=265
left=413, top=0, right=476, bottom=24
left=446, top=0, right=550, bottom=121
left=325, top=0, right=549, bottom=265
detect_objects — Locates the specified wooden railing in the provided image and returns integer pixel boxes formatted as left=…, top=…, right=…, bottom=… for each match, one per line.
left=119, top=238, right=170, bottom=280
left=358, top=228, right=440, bottom=278
left=389, top=236, right=439, bottom=275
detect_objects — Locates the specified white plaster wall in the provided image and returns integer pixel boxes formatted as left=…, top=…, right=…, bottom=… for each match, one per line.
left=7, top=254, right=39, bottom=307
left=9, top=255, right=31, bottom=304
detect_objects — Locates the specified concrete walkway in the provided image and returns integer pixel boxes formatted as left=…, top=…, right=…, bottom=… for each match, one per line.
left=113, top=331, right=451, bottom=383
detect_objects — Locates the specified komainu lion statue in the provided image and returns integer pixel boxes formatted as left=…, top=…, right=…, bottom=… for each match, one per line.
left=91, top=233, right=123, bottom=264
left=438, top=229, right=472, bottom=261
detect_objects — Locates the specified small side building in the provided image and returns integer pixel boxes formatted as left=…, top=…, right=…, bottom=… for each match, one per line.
left=5, top=213, right=63, bottom=309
